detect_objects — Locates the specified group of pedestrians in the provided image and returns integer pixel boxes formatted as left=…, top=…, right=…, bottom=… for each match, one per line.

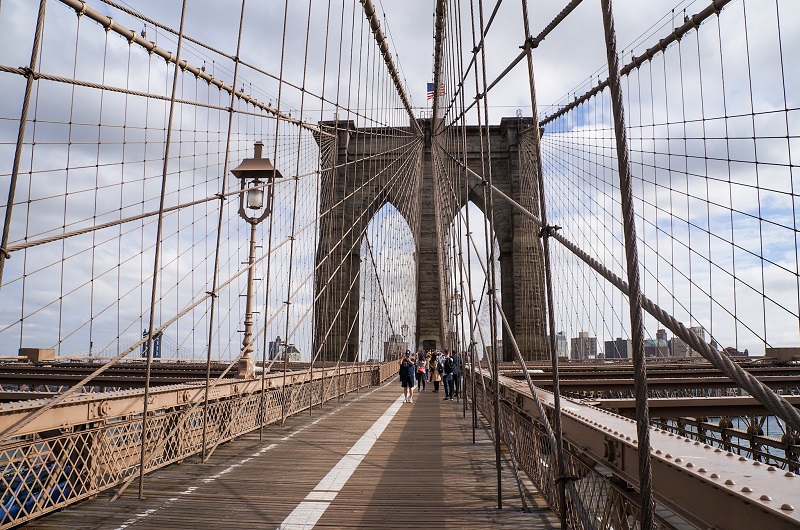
left=398, top=349, right=461, bottom=403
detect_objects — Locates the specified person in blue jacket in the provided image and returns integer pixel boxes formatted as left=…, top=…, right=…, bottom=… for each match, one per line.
left=398, top=350, right=416, bottom=403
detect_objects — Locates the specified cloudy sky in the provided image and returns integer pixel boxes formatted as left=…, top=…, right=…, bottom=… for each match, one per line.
left=1, top=0, right=797, bottom=360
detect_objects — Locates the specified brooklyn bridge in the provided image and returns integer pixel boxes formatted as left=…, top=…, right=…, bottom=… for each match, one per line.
left=0, top=0, right=799, bottom=528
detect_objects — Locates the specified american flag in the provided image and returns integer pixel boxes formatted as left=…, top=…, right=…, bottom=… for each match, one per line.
left=427, top=82, right=445, bottom=100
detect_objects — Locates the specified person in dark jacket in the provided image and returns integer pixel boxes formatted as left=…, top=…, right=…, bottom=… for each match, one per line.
left=398, top=350, right=416, bottom=403
left=442, top=350, right=455, bottom=400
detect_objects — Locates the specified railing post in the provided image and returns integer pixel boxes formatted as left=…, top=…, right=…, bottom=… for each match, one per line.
left=599, top=0, right=654, bottom=527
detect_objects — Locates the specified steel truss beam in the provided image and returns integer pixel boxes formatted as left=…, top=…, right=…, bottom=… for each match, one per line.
left=476, top=372, right=800, bottom=529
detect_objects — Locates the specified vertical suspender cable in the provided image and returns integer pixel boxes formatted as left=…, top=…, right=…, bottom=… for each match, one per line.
left=0, top=0, right=47, bottom=286
left=283, top=0, right=314, bottom=422
left=139, top=0, right=189, bottom=500
left=207, top=0, right=248, bottom=450
left=599, top=0, right=654, bottom=527
left=473, top=0, right=503, bottom=509
left=519, top=0, right=568, bottom=523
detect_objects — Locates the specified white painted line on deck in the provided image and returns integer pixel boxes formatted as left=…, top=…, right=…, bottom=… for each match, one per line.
left=277, top=394, right=405, bottom=530
left=111, top=383, right=390, bottom=529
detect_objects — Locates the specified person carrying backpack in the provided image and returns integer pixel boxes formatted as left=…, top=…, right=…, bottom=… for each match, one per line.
left=398, top=350, right=416, bottom=403
left=442, top=350, right=455, bottom=401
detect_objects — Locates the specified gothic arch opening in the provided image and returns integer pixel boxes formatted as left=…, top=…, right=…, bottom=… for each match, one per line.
left=445, top=202, right=503, bottom=361
left=359, top=202, right=417, bottom=361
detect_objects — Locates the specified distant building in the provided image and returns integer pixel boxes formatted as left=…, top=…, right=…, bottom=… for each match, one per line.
left=604, top=337, right=631, bottom=359
left=284, top=344, right=301, bottom=361
left=644, top=338, right=669, bottom=357
left=269, top=337, right=301, bottom=361
left=268, top=336, right=283, bottom=360
left=383, top=334, right=408, bottom=361
left=555, top=332, right=568, bottom=358
left=570, top=331, right=597, bottom=360
left=723, top=346, right=749, bottom=358
left=545, top=332, right=569, bottom=358
left=484, top=340, right=503, bottom=362
left=656, top=329, right=668, bottom=341
left=671, top=325, right=706, bottom=358
left=670, top=336, right=691, bottom=357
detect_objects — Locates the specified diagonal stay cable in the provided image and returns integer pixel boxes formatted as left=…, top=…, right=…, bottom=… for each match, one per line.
left=451, top=156, right=800, bottom=433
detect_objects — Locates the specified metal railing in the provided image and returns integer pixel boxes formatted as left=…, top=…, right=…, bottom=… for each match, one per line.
left=0, top=363, right=394, bottom=528
left=465, top=368, right=769, bottom=530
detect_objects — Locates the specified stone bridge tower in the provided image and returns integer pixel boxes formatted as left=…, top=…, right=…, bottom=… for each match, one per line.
left=313, top=117, right=547, bottom=362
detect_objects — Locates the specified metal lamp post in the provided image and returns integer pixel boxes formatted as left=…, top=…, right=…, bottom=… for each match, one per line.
left=450, top=292, right=462, bottom=351
left=231, top=141, right=282, bottom=378
left=401, top=322, right=409, bottom=357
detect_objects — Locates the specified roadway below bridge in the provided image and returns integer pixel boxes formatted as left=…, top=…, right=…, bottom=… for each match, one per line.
left=25, top=379, right=557, bottom=529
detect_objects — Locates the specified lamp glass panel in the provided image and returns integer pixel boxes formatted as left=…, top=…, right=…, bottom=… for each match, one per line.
left=247, top=186, right=264, bottom=209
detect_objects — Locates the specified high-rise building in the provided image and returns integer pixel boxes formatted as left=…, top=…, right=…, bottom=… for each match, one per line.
left=690, top=326, right=706, bottom=341
left=669, top=325, right=707, bottom=357
left=670, top=336, right=690, bottom=357
left=644, top=338, right=669, bottom=357
left=690, top=326, right=707, bottom=357
left=570, top=331, right=597, bottom=360
left=555, top=331, right=568, bottom=358
left=484, top=340, right=503, bottom=362
left=604, top=337, right=631, bottom=359
left=545, top=332, right=569, bottom=358
left=268, top=335, right=283, bottom=360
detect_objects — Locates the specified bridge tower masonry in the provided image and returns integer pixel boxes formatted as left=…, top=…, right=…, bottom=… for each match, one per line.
left=313, top=117, right=547, bottom=362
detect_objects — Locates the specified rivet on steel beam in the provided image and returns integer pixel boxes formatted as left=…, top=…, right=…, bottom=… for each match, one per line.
left=675, top=458, right=683, bottom=463
left=684, top=438, right=691, bottom=443
left=686, top=462, right=694, bottom=468
left=714, top=448, right=722, bottom=453
left=753, top=461, right=761, bottom=466
left=767, top=466, right=777, bottom=472
left=698, top=467, right=707, bottom=473
left=725, top=479, right=735, bottom=485
left=739, top=456, right=747, bottom=461
left=665, top=454, right=673, bottom=459
left=760, top=495, right=772, bottom=501
left=785, top=472, right=796, bottom=477
left=741, top=487, right=753, bottom=493
left=668, top=433, right=675, bottom=437
left=710, top=473, right=720, bottom=479
left=693, top=441, right=701, bottom=445
left=704, top=445, right=712, bottom=449
left=726, top=452, right=734, bottom=457
left=655, top=449, right=663, bottom=455
left=781, top=504, right=795, bottom=511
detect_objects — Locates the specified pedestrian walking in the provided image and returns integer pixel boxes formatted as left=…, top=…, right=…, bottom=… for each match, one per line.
left=429, top=352, right=441, bottom=392
left=398, top=350, right=415, bottom=403
left=442, top=350, right=455, bottom=400
left=415, top=352, right=427, bottom=392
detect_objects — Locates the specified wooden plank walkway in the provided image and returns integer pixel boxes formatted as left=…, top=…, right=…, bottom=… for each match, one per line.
left=27, top=380, right=559, bottom=529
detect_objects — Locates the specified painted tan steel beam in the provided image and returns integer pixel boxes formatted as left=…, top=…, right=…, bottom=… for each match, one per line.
left=491, top=374, right=800, bottom=529
left=0, top=366, right=369, bottom=438
left=596, top=395, right=800, bottom=418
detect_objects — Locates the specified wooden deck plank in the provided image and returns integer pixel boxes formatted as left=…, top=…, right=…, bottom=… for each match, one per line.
left=26, top=381, right=558, bottom=529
